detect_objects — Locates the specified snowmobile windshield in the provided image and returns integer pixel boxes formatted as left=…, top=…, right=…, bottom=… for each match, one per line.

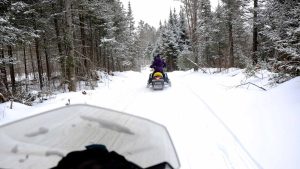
left=0, top=104, right=180, bottom=169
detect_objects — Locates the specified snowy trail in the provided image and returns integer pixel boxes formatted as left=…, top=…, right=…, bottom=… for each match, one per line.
left=1, top=69, right=299, bottom=169
left=180, top=80, right=263, bottom=169
left=89, top=70, right=263, bottom=169
left=183, top=81, right=263, bottom=169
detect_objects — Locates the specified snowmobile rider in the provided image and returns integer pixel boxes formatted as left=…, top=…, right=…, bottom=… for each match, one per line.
left=150, top=54, right=166, bottom=73
left=148, top=54, right=168, bottom=84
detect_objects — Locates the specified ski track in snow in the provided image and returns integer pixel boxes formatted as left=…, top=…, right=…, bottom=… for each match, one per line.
left=171, top=75, right=260, bottom=169
left=182, top=81, right=263, bottom=169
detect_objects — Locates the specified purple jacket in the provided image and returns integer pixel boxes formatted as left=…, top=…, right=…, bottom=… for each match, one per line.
left=150, top=56, right=166, bottom=73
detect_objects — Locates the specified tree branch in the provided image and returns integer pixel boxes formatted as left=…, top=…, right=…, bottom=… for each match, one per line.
left=185, top=58, right=207, bottom=73
left=236, top=82, right=266, bottom=91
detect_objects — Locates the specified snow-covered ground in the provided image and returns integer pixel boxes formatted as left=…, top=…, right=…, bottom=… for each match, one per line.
left=0, top=68, right=299, bottom=169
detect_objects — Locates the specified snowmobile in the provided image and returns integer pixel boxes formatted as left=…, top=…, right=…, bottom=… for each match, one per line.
left=0, top=104, right=180, bottom=169
left=147, top=72, right=171, bottom=90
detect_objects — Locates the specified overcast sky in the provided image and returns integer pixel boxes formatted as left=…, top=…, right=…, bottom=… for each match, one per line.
left=120, top=0, right=220, bottom=29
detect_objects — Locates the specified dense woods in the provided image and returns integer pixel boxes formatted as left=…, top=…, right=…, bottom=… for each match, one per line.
left=0, top=0, right=299, bottom=102
left=0, top=0, right=155, bottom=101
left=154, top=0, right=299, bottom=75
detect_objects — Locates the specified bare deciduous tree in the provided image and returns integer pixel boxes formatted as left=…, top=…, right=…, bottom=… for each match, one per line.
left=181, top=0, right=201, bottom=71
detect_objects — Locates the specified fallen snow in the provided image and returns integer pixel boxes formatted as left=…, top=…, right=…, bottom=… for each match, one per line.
left=0, top=68, right=299, bottom=169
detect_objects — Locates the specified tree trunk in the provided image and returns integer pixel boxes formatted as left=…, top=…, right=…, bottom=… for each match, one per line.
left=111, top=51, right=115, bottom=72
left=44, top=37, right=51, bottom=85
left=205, top=37, right=210, bottom=66
left=252, top=0, right=258, bottom=65
left=228, top=13, right=234, bottom=67
left=193, top=1, right=199, bottom=71
left=23, top=46, right=28, bottom=79
left=89, top=18, right=94, bottom=68
left=117, top=58, right=122, bottom=72
left=193, top=46, right=199, bottom=71
left=79, top=9, right=87, bottom=71
left=29, top=45, right=36, bottom=80
left=107, top=51, right=111, bottom=73
left=65, top=0, right=76, bottom=91
left=99, top=46, right=102, bottom=68
left=95, top=37, right=100, bottom=67
left=218, top=42, right=222, bottom=71
left=103, top=47, right=107, bottom=71
left=52, top=3, right=65, bottom=79
left=228, top=24, right=234, bottom=67
left=167, top=55, right=173, bottom=72
left=0, top=46, right=9, bottom=92
left=7, top=45, right=16, bottom=94
left=23, top=46, right=28, bottom=92
left=184, top=0, right=199, bottom=71
left=35, top=38, right=43, bottom=90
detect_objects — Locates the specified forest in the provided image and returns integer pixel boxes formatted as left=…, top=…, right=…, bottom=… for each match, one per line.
left=0, top=0, right=299, bottom=104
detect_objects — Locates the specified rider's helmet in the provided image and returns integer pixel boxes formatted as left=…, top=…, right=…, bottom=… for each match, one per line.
left=154, top=54, right=161, bottom=60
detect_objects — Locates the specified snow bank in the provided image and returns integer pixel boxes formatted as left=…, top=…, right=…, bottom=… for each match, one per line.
left=186, top=69, right=300, bottom=169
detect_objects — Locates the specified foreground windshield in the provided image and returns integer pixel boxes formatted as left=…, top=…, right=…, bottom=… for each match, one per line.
left=0, top=104, right=180, bottom=169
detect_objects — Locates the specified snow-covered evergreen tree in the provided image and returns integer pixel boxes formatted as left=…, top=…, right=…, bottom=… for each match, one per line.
left=210, top=3, right=228, bottom=69
left=177, top=8, right=192, bottom=70
left=198, top=0, right=213, bottom=66
left=260, top=0, right=300, bottom=76
left=161, top=24, right=180, bottom=71
left=152, top=9, right=191, bottom=71
left=178, top=9, right=190, bottom=52
left=162, top=10, right=180, bottom=71
left=133, top=21, right=157, bottom=68
left=220, top=0, right=249, bottom=67
left=152, top=22, right=164, bottom=57
left=127, top=2, right=135, bottom=37
left=125, top=1, right=137, bottom=70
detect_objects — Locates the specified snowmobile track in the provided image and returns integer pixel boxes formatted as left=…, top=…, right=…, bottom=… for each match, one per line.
left=181, top=80, right=263, bottom=169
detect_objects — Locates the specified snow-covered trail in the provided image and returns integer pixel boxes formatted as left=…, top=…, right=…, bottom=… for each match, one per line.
left=83, top=69, right=263, bottom=169
left=1, top=69, right=299, bottom=169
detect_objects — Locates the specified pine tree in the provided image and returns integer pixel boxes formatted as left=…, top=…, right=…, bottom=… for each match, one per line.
left=178, top=9, right=190, bottom=52
left=0, top=1, right=38, bottom=94
left=260, top=0, right=300, bottom=76
left=221, top=0, right=235, bottom=67
left=152, top=23, right=164, bottom=57
left=0, top=0, right=149, bottom=98
left=210, top=4, right=228, bottom=69
left=133, top=21, right=157, bottom=68
left=198, top=0, right=213, bottom=66
left=177, top=8, right=192, bottom=70
left=252, top=0, right=258, bottom=65
left=125, top=1, right=136, bottom=70
left=221, top=0, right=249, bottom=68
left=160, top=13, right=180, bottom=71
left=127, top=2, right=135, bottom=37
